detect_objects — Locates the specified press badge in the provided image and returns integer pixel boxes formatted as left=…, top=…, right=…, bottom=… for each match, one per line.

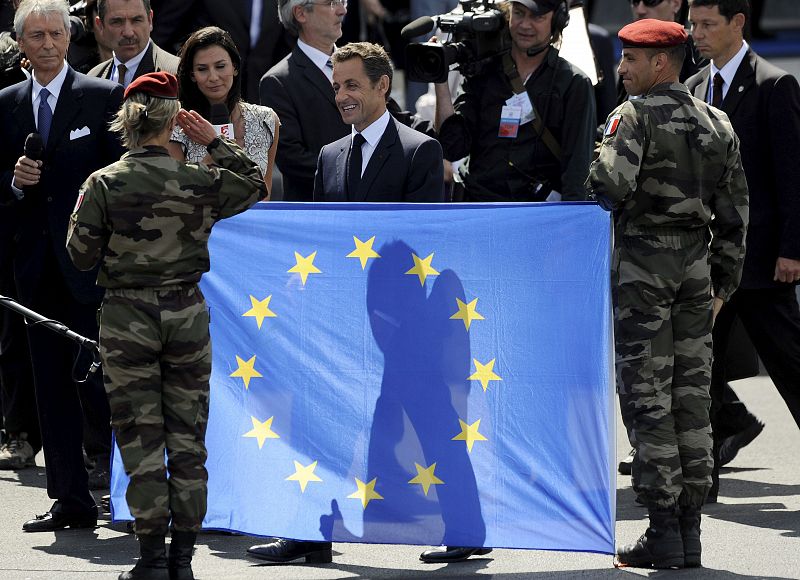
left=499, top=105, right=522, bottom=138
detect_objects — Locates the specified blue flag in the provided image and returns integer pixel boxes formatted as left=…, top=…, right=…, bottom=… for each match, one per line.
left=111, top=202, right=615, bottom=554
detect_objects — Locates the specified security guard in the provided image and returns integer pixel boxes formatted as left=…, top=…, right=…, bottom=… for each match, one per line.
left=66, top=72, right=266, bottom=580
left=587, top=19, right=748, bottom=569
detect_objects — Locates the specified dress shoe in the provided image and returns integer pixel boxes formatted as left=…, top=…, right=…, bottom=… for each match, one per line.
left=23, top=509, right=97, bottom=532
left=419, top=546, right=493, bottom=563
left=247, top=538, right=332, bottom=563
left=719, top=420, right=764, bottom=467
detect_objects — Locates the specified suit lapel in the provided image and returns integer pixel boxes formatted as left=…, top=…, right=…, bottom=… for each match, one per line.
left=721, top=50, right=756, bottom=117
left=335, top=142, right=348, bottom=201
left=136, top=43, right=157, bottom=78
left=46, top=68, right=82, bottom=153
left=295, top=48, right=337, bottom=109
left=11, top=79, right=36, bottom=136
left=357, top=118, right=397, bottom=201
left=693, top=66, right=711, bottom=103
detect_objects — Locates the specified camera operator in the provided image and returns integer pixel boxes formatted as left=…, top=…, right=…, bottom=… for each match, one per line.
left=433, top=0, right=595, bottom=202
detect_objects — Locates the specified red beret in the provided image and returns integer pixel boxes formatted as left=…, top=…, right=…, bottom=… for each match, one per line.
left=618, top=19, right=688, bottom=49
left=124, top=71, right=179, bottom=100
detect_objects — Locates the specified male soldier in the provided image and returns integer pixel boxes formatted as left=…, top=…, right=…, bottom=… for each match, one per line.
left=88, top=0, right=178, bottom=87
left=587, top=19, right=748, bottom=568
left=686, top=0, right=800, bottom=498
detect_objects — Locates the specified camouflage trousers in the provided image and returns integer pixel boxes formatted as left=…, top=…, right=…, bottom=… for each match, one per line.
left=613, top=227, right=714, bottom=510
left=99, top=284, right=211, bottom=535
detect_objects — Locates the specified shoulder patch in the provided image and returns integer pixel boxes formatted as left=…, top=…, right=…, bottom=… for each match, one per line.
left=72, top=191, right=84, bottom=214
left=604, top=114, right=622, bottom=137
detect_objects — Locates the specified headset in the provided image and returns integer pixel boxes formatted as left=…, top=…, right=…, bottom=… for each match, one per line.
left=551, top=0, right=571, bottom=37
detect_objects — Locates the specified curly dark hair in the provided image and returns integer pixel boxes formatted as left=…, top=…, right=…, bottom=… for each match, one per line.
left=177, top=26, right=242, bottom=119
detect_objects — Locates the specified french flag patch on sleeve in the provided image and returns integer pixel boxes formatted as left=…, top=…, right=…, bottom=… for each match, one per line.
left=604, top=114, right=622, bottom=137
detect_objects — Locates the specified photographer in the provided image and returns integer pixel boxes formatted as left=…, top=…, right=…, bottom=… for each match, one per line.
left=433, top=0, right=595, bottom=202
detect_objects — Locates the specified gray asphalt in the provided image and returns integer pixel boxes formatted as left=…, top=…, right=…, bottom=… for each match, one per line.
left=1, top=373, right=798, bottom=579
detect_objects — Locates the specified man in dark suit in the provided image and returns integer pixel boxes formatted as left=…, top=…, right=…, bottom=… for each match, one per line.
left=686, top=0, right=800, bottom=497
left=0, top=0, right=124, bottom=531
left=259, top=0, right=350, bottom=201
left=248, top=42, right=444, bottom=566
left=314, top=43, right=444, bottom=203
left=87, top=0, right=177, bottom=87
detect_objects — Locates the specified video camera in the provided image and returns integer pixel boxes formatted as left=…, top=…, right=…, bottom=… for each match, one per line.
left=402, top=0, right=510, bottom=84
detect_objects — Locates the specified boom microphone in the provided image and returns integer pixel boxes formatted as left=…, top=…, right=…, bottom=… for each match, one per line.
left=526, top=36, right=553, bottom=57
left=401, top=16, right=435, bottom=40
left=209, top=103, right=234, bottom=139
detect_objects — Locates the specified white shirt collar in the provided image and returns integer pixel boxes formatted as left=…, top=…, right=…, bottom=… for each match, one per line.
left=297, top=38, right=335, bottom=81
left=32, top=60, right=69, bottom=105
left=354, top=109, right=391, bottom=148
left=710, top=40, right=749, bottom=96
left=113, top=40, right=151, bottom=82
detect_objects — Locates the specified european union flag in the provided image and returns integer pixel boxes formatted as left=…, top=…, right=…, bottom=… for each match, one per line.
left=111, top=202, right=615, bottom=554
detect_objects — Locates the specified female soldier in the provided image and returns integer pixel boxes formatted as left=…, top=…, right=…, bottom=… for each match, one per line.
left=66, top=72, right=266, bottom=580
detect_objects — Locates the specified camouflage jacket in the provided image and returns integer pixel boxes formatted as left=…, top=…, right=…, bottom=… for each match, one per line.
left=587, top=82, right=749, bottom=301
left=66, top=137, right=266, bottom=288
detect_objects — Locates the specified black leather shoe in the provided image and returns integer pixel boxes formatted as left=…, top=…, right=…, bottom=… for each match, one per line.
left=719, top=420, right=764, bottom=467
left=419, top=546, right=493, bottom=563
left=619, top=448, right=635, bottom=476
left=23, top=509, right=97, bottom=532
left=247, top=538, right=332, bottom=563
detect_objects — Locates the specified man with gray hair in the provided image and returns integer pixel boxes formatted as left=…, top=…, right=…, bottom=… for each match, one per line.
left=258, top=0, right=349, bottom=201
left=0, top=0, right=124, bottom=531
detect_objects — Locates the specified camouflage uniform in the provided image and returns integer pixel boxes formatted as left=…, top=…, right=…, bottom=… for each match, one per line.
left=66, top=137, right=265, bottom=534
left=588, top=82, right=748, bottom=510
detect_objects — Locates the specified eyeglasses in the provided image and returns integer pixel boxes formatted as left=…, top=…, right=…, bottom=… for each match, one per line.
left=629, top=0, right=665, bottom=6
left=308, top=0, right=347, bottom=8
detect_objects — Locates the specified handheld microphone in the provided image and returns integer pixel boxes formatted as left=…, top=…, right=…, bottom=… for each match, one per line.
left=401, top=16, right=435, bottom=40
left=24, top=132, right=43, bottom=162
left=209, top=103, right=234, bottom=139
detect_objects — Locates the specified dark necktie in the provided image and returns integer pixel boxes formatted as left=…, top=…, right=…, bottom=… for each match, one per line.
left=348, top=133, right=366, bottom=199
left=711, top=72, right=724, bottom=108
left=38, top=88, right=53, bottom=147
left=326, top=59, right=333, bottom=70
left=117, top=63, right=128, bottom=87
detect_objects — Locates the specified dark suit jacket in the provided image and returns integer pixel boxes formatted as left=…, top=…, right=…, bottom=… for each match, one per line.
left=686, top=49, right=800, bottom=289
left=260, top=45, right=350, bottom=201
left=313, top=116, right=445, bottom=203
left=87, top=41, right=179, bottom=82
left=0, top=67, right=125, bottom=304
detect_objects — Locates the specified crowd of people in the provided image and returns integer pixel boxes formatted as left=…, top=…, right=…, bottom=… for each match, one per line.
left=0, top=0, right=799, bottom=578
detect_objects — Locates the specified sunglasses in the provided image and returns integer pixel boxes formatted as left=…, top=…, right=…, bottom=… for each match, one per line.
left=629, top=0, right=665, bottom=6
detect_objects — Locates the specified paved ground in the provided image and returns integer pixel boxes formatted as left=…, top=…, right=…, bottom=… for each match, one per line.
left=1, top=373, right=798, bottom=579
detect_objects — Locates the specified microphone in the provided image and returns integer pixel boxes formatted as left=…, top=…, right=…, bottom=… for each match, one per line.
left=401, top=16, right=435, bottom=40
left=24, top=132, right=43, bottom=162
left=526, top=40, right=551, bottom=57
left=21, top=132, right=43, bottom=192
left=209, top=103, right=234, bottom=139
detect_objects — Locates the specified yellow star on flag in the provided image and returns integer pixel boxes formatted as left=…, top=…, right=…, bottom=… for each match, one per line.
left=286, top=460, right=322, bottom=492
left=230, top=355, right=262, bottom=389
left=469, top=358, right=502, bottom=392
left=243, top=416, right=279, bottom=449
left=347, top=236, right=381, bottom=270
left=242, top=294, right=277, bottom=329
left=405, top=252, right=439, bottom=285
left=288, top=251, right=321, bottom=285
left=408, top=463, right=444, bottom=496
left=452, top=418, right=488, bottom=453
left=348, top=477, right=383, bottom=509
left=450, top=297, right=485, bottom=331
